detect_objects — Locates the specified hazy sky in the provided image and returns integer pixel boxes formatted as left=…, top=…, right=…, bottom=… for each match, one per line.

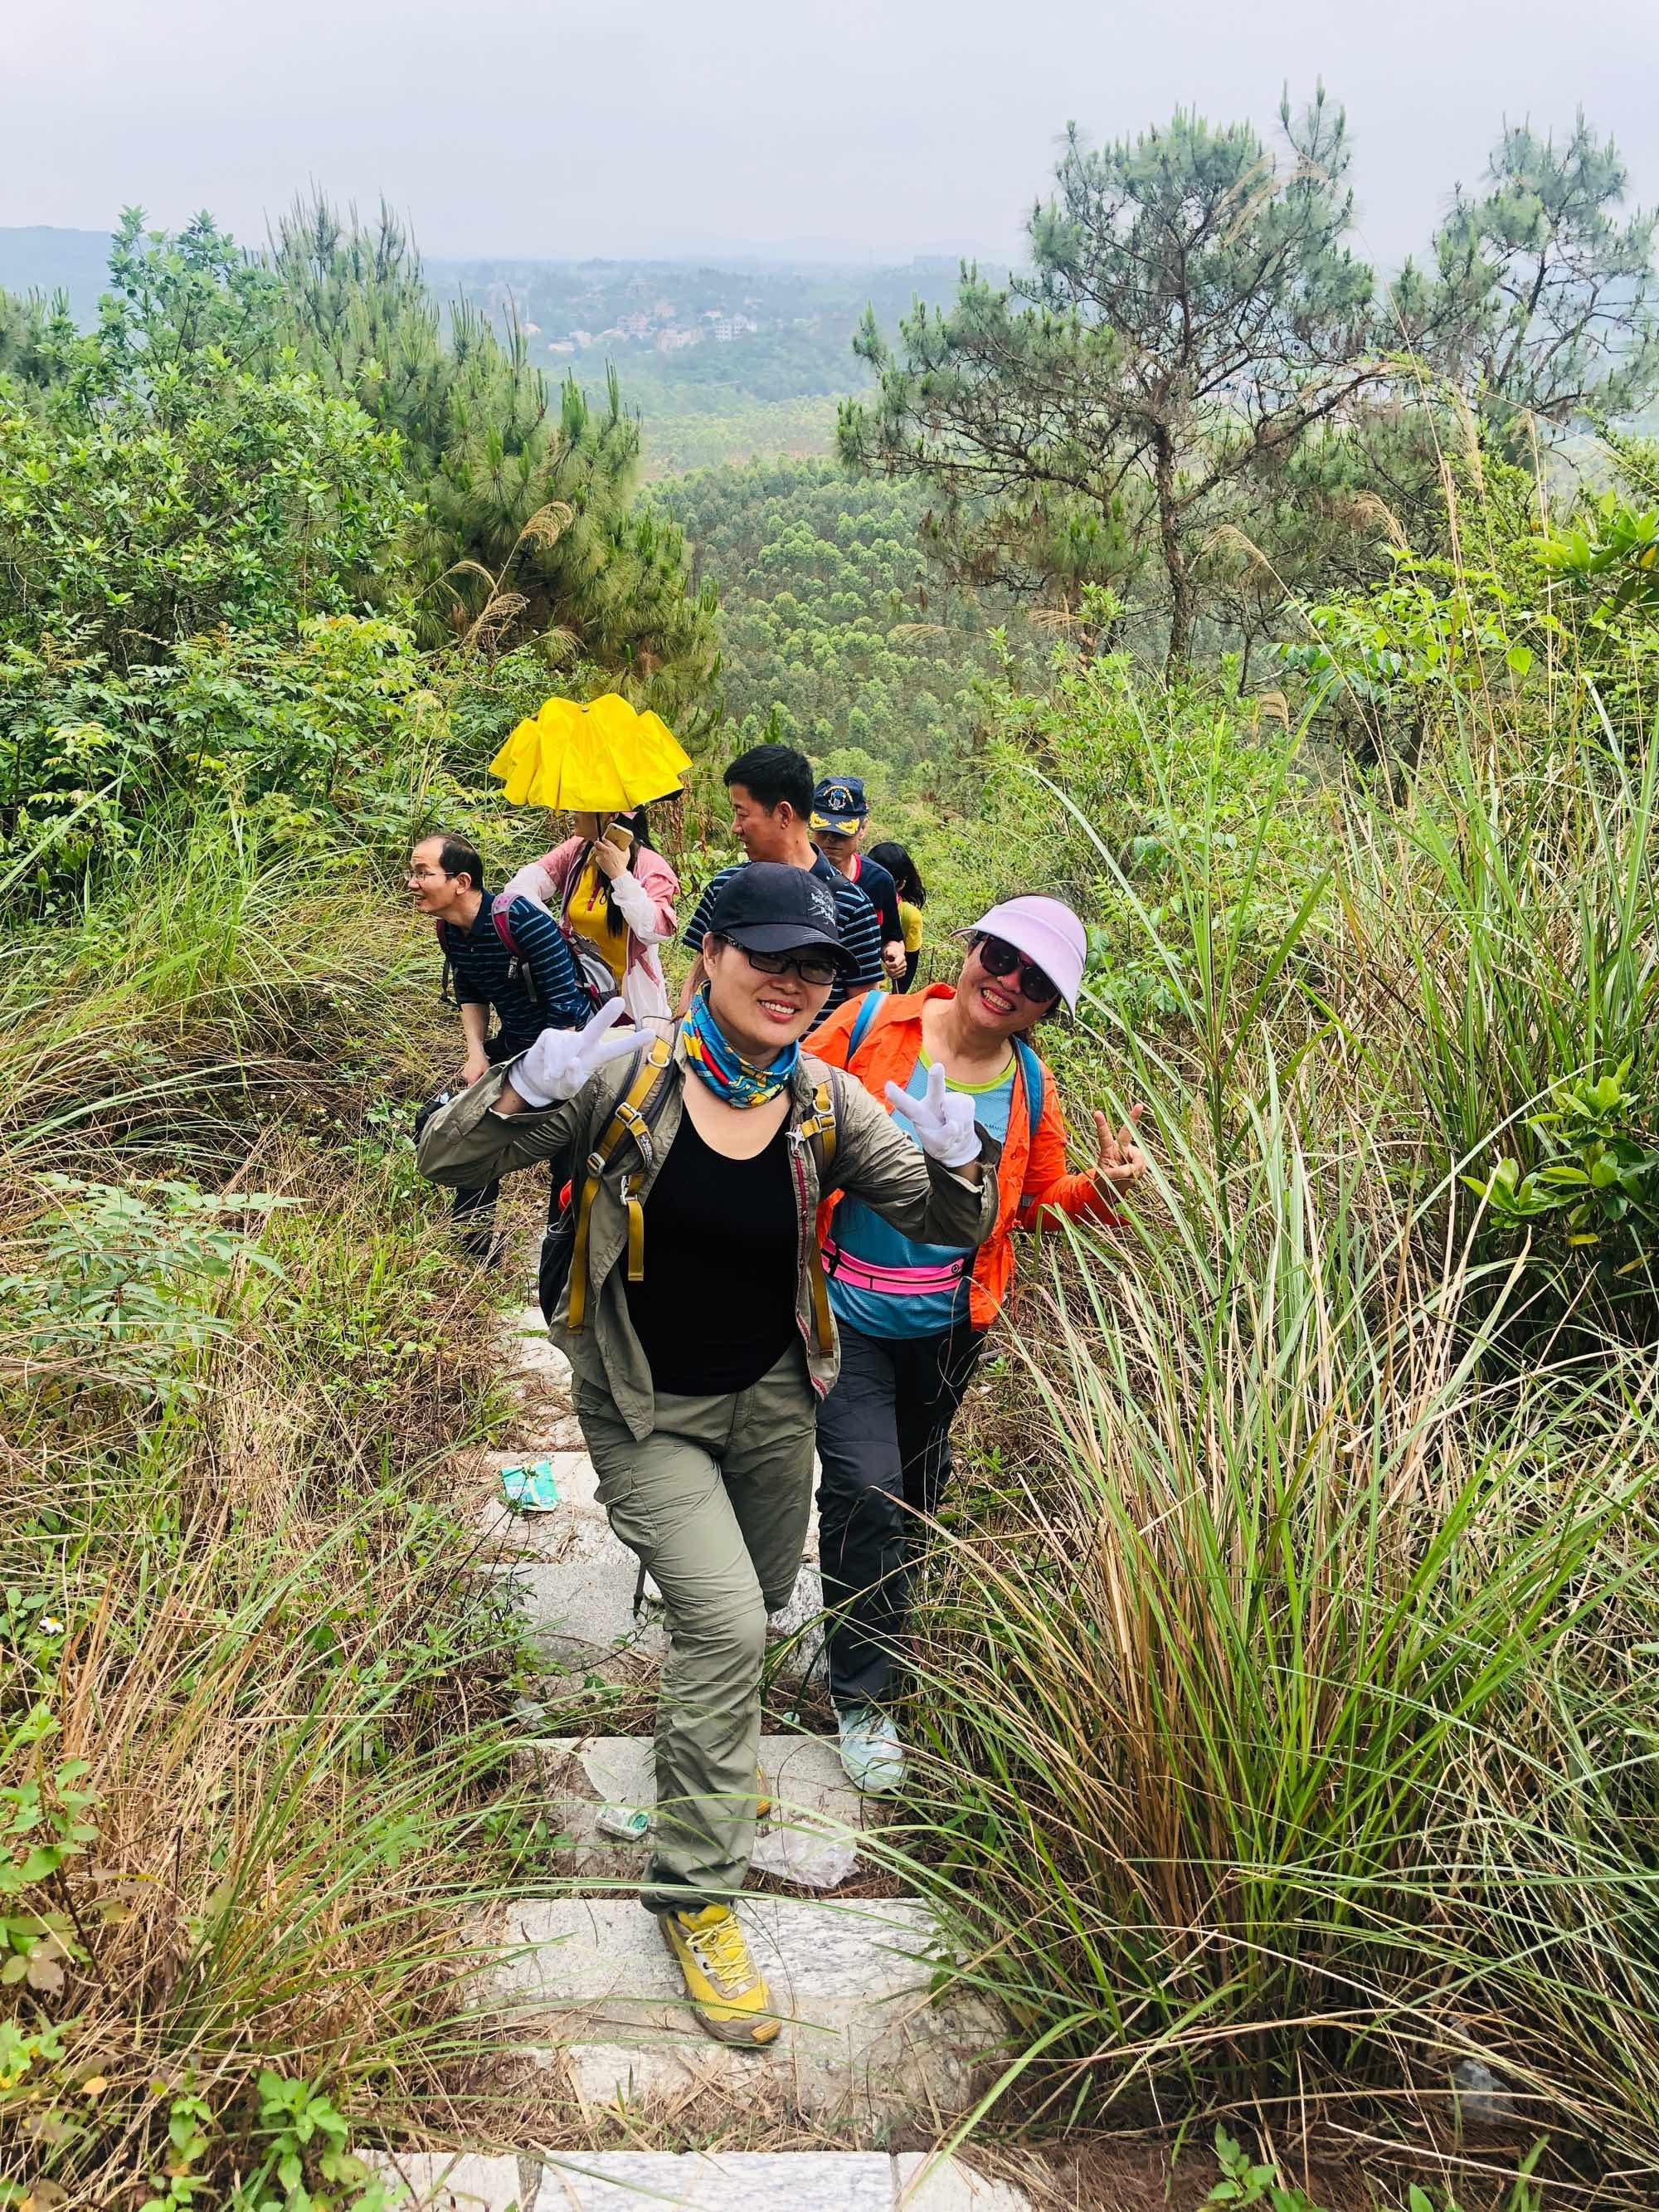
left=6, top=0, right=1658, bottom=270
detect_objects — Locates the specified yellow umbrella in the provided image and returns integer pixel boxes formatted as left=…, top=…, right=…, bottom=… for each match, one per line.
left=488, top=692, right=691, bottom=811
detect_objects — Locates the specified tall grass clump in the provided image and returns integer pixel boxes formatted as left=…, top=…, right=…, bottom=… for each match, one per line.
left=0, top=811, right=431, bottom=1190
left=898, top=669, right=1659, bottom=2192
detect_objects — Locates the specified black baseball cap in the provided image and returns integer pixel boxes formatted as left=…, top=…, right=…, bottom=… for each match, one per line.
left=810, top=775, right=868, bottom=835
left=705, top=861, right=857, bottom=972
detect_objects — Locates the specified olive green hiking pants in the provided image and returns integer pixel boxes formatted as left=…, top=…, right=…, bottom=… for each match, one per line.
left=576, top=1347, right=816, bottom=1910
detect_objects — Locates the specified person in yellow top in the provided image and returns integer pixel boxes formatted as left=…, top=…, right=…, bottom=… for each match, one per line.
left=502, top=808, right=680, bottom=1025
left=868, top=840, right=926, bottom=992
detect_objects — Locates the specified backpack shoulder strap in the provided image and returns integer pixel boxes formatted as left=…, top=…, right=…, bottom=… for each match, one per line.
left=491, top=892, right=552, bottom=1009
left=566, top=1035, right=674, bottom=1333
left=845, top=987, right=888, bottom=1063
left=795, top=1069, right=839, bottom=1184
left=795, top=1068, right=841, bottom=1357
left=1013, top=1035, right=1045, bottom=1144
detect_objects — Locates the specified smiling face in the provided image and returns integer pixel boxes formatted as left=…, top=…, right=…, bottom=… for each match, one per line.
left=407, top=836, right=469, bottom=918
left=703, top=934, right=833, bottom=1060
left=956, top=934, right=1058, bottom=1039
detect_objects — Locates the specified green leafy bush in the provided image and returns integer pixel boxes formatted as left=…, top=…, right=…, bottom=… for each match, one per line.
left=0, top=1177, right=285, bottom=1405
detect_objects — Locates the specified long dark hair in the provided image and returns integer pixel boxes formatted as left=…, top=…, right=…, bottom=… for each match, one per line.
left=577, top=806, right=653, bottom=935
left=869, top=840, right=925, bottom=905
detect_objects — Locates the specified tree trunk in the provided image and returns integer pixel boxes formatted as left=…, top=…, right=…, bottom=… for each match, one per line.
left=1151, top=429, right=1194, bottom=676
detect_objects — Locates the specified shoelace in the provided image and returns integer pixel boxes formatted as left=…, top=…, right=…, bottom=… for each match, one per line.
left=683, top=1912, right=753, bottom=1996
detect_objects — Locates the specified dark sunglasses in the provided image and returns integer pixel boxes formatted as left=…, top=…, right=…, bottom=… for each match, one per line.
left=742, top=944, right=840, bottom=987
left=972, top=933, right=1058, bottom=1005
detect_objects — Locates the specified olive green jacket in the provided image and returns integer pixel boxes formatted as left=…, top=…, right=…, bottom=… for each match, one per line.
left=416, top=1032, right=1000, bottom=1440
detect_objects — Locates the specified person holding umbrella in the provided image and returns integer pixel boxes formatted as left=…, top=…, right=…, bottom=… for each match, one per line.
left=416, top=865, right=999, bottom=2049
left=491, top=694, right=690, bottom=1026
left=502, top=807, right=679, bottom=1026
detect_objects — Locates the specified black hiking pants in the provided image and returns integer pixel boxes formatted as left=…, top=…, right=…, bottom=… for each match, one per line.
left=815, top=1317, right=985, bottom=1710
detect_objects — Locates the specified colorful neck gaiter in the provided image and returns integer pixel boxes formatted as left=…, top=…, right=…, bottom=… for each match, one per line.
left=681, top=989, right=799, bottom=1108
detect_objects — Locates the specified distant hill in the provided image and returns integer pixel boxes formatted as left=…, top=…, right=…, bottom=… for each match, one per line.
left=0, top=226, right=115, bottom=324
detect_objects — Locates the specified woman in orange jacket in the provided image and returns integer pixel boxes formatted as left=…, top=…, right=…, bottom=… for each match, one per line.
left=809, top=894, right=1148, bottom=1793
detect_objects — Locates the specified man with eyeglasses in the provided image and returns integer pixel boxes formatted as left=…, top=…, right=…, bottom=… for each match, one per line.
left=805, top=895, right=1151, bottom=1795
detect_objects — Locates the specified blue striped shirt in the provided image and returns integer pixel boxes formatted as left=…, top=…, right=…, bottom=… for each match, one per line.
left=684, top=853, right=883, bottom=1022
left=439, top=891, right=589, bottom=1051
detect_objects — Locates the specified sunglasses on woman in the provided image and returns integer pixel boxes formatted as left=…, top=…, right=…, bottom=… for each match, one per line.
left=972, top=933, right=1058, bottom=1005
left=742, top=944, right=841, bottom=987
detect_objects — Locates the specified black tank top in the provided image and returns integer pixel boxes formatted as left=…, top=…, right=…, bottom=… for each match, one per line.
left=624, top=1108, right=799, bottom=1397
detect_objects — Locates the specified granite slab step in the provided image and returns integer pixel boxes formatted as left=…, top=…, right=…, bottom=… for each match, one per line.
left=481, top=1452, right=820, bottom=1571
left=488, top=1537, right=824, bottom=1683
left=497, top=1895, right=998, bottom=2124
left=532, top=2151, right=894, bottom=2210
left=364, top=2149, right=1034, bottom=2210
left=362, top=2153, right=533, bottom=2209
left=893, top=2155, right=1037, bottom=2210
left=500, top=1306, right=574, bottom=1394
left=527, top=1732, right=868, bottom=1891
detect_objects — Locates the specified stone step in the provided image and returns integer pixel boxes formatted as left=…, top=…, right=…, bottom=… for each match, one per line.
left=526, top=1732, right=868, bottom=1892
left=481, top=1451, right=821, bottom=1572
left=500, top=1305, right=573, bottom=1395
left=367, top=2148, right=1032, bottom=2210
left=495, top=1895, right=1000, bottom=2126
left=482, top=1453, right=825, bottom=1687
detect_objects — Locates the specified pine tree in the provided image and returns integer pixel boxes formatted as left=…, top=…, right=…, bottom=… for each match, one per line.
left=839, top=90, right=1381, bottom=674
left=1418, top=114, right=1659, bottom=439
left=270, top=196, right=717, bottom=721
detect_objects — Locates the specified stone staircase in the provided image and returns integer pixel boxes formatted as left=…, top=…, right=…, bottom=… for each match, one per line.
left=371, top=1307, right=1033, bottom=2212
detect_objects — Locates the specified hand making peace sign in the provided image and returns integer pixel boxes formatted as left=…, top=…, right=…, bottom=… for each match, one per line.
left=1092, top=1102, right=1149, bottom=1196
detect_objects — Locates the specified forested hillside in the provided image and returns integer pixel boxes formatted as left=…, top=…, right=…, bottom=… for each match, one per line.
left=431, top=254, right=961, bottom=475
left=657, top=459, right=1037, bottom=782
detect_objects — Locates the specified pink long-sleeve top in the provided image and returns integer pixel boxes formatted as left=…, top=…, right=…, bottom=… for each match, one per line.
left=538, top=835, right=679, bottom=973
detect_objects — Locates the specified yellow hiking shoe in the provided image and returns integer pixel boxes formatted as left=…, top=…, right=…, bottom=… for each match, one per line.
left=658, top=1904, right=780, bottom=2046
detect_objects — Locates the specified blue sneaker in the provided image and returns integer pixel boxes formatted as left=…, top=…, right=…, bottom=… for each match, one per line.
left=836, top=1705, right=905, bottom=1795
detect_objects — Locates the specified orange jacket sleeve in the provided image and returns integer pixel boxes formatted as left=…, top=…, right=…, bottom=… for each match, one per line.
left=805, top=995, right=862, bottom=1071
left=1015, top=1075, right=1120, bottom=1231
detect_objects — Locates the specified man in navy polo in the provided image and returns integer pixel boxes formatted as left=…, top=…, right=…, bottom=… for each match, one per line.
left=408, top=831, right=588, bottom=1260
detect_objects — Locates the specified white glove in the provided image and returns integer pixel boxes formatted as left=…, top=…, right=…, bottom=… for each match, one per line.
left=511, top=998, right=640, bottom=1108
left=499, top=861, right=557, bottom=914
left=884, top=1064, right=981, bottom=1170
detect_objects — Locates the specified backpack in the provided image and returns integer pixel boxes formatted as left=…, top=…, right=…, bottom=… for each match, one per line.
left=435, top=895, right=563, bottom=1012
left=844, top=991, right=1046, bottom=1144
left=545, top=1040, right=842, bottom=1348
left=489, top=892, right=608, bottom=1012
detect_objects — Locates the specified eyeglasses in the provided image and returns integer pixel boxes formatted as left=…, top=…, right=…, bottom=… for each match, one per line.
left=972, top=933, right=1058, bottom=1005
left=742, top=945, right=840, bottom=988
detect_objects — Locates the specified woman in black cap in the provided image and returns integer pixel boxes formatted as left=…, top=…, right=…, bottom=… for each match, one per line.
left=416, top=863, right=996, bottom=2051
